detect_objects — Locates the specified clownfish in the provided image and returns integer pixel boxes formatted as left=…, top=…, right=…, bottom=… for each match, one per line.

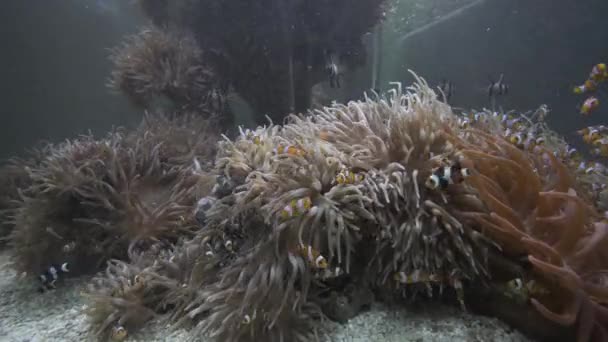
left=580, top=96, right=600, bottom=116
left=334, top=168, right=364, bottom=185
left=393, top=270, right=443, bottom=284
left=38, top=262, right=69, bottom=293
left=488, top=73, right=509, bottom=100
left=459, top=118, right=470, bottom=129
left=425, top=162, right=471, bottom=190
left=244, top=129, right=263, bottom=145
left=393, top=270, right=466, bottom=310
left=110, top=325, right=128, bottom=341
left=508, top=132, right=545, bottom=151
left=505, top=278, right=550, bottom=298
left=592, top=138, right=608, bottom=157
left=295, top=244, right=328, bottom=269
left=583, top=128, right=602, bottom=144
left=274, top=144, right=306, bottom=157
left=502, top=115, right=524, bottom=130
left=280, top=197, right=315, bottom=220
left=590, top=63, right=608, bottom=82
left=573, top=79, right=598, bottom=94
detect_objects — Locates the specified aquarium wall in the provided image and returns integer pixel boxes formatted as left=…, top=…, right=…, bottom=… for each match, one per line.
left=0, top=0, right=142, bottom=159
left=378, top=0, right=608, bottom=138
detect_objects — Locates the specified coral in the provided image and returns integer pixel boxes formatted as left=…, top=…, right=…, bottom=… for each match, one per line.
left=7, top=114, right=217, bottom=277
left=108, top=27, right=223, bottom=119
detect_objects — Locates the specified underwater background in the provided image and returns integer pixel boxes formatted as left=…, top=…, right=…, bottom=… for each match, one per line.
left=2, top=1, right=608, bottom=341
left=2, top=0, right=608, bottom=160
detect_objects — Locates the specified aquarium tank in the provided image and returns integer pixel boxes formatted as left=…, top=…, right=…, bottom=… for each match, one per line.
left=1, top=0, right=608, bottom=341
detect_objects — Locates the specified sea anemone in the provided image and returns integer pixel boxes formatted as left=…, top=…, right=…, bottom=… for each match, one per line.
left=8, top=114, right=218, bottom=277
left=0, top=156, right=39, bottom=246
left=128, top=111, right=219, bottom=171
left=82, top=74, right=608, bottom=341
left=108, top=27, right=222, bottom=117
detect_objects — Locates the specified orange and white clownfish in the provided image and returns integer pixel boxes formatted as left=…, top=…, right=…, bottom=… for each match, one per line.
left=573, top=79, right=598, bottom=94
left=334, top=168, right=364, bottom=185
left=295, top=244, right=328, bottom=269
left=590, top=63, right=608, bottom=82
left=580, top=96, right=600, bottom=116
left=280, top=197, right=315, bottom=220
left=274, top=144, right=306, bottom=157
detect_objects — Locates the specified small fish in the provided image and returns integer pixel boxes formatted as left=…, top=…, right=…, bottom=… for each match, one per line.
left=45, top=226, right=64, bottom=240
left=566, top=146, right=582, bottom=161
left=580, top=96, right=600, bottom=116
left=508, top=132, right=545, bottom=151
left=62, top=241, right=76, bottom=253
left=501, top=115, right=524, bottom=130
left=130, top=275, right=146, bottom=293
left=590, top=63, right=608, bottom=82
left=244, top=129, right=264, bottom=145
left=208, top=88, right=225, bottom=113
left=393, top=270, right=443, bottom=284
left=280, top=197, right=314, bottom=220
left=334, top=168, right=364, bottom=185
left=582, top=128, right=602, bottom=144
left=425, top=161, right=471, bottom=190
left=110, top=325, right=128, bottom=341
left=192, top=157, right=202, bottom=174
left=325, top=51, right=341, bottom=89
left=274, top=144, right=306, bottom=157
left=488, top=73, right=509, bottom=100
left=508, top=132, right=526, bottom=148
left=592, top=138, right=608, bottom=157
left=505, top=278, right=549, bottom=298
left=38, top=262, right=69, bottom=293
left=437, top=79, right=454, bottom=102
left=573, top=79, right=598, bottom=94
left=450, top=277, right=466, bottom=311
left=458, top=117, right=471, bottom=129
left=472, top=112, right=488, bottom=123
left=327, top=63, right=341, bottom=88
left=296, top=244, right=328, bottom=269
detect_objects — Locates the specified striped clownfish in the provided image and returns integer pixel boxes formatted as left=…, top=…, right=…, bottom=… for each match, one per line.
left=506, top=278, right=550, bottom=297
left=274, top=144, right=306, bottom=157
left=110, top=325, right=128, bottom=341
left=38, top=262, right=69, bottom=293
left=295, top=244, right=328, bottom=269
left=334, top=168, right=364, bottom=185
left=280, top=197, right=315, bottom=220
left=393, top=270, right=466, bottom=310
left=425, top=162, right=471, bottom=190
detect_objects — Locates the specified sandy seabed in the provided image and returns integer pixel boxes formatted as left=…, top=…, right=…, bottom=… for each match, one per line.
left=0, top=252, right=531, bottom=342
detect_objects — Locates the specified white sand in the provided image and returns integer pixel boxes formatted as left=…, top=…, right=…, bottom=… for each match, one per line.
left=0, top=252, right=531, bottom=342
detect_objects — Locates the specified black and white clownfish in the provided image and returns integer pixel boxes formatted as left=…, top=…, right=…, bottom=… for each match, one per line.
left=425, top=161, right=471, bottom=190
left=38, top=262, right=69, bottom=293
